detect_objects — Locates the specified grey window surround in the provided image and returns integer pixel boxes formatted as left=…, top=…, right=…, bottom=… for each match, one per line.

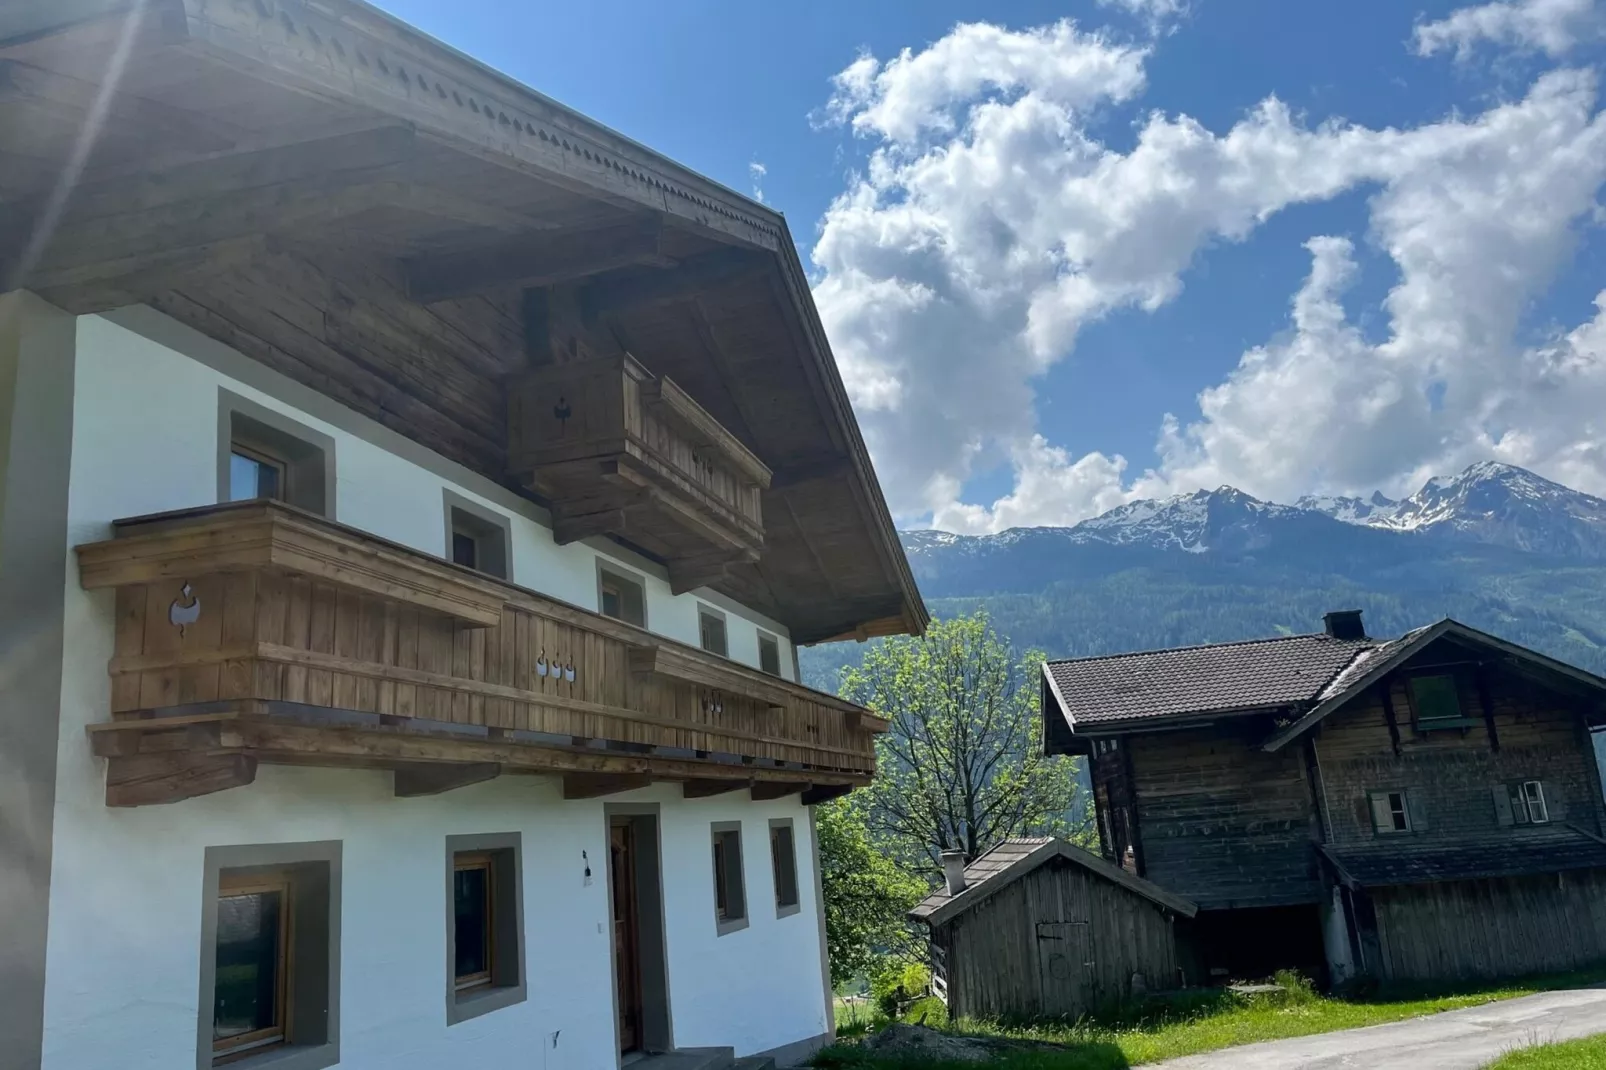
left=445, top=832, right=527, bottom=1025
left=596, top=560, right=648, bottom=628
left=698, top=604, right=729, bottom=659
left=769, top=817, right=801, bottom=918
left=711, top=821, right=748, bottom=936
left=217, top=388, right=336, bottom=517
left=198, top=840, right=342, bottom=1070
left=441, top=488, right=513, bottom=582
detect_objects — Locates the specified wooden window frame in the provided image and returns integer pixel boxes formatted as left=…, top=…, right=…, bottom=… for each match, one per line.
left=769, top=818, right=800, bottom=917
left=228, top=443, right=290, bottom=505
left=1521, top=779, right=1550, bottom=824
left=757, top=631, right=782, bottom=678
left=213, top=872, right=294, bottom=1063
left=1369, top=789, right=1413, bottom=835
left=597, top=562, right=648, bottom=628
left=710, top=822, right=747, bottom=935
left=452, top=852, right=496, bottom=993
left=698, top=605, right=729, bottom=659
left=1404, top=672, right=1480, bottom=732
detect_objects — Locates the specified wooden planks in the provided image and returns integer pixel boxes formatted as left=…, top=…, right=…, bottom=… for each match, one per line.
left=393, top=761, right=501, bottom=797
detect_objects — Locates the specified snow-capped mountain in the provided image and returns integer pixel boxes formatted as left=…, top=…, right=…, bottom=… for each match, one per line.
left=1302, top=462, right=1606, bottom=561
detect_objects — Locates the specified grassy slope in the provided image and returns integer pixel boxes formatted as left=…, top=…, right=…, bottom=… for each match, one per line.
left=1488, top=1036, right=1606, bottom=1069
left=818, top=972, right=1606, bottom=1069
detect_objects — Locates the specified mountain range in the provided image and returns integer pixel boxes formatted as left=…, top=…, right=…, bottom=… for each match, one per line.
left=799, top=462, right=1606, bottom=689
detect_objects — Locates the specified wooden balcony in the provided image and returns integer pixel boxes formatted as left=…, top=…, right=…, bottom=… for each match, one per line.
left=507, top=354, right=771, bottom=592
left=75, top=501, right=883, bottom=808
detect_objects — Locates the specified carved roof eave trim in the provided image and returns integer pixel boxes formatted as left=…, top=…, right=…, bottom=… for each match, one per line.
left=173, top=0, right=782, bottom=249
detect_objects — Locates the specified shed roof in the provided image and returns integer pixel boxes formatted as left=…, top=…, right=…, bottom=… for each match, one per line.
left=1320, top=835, right=1606, bottom=888
left=909, top=838, right=1197, bottom=929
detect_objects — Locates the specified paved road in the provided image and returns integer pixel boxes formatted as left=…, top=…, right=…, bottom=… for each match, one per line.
left=1148, top=987, right=1606, bottom=1070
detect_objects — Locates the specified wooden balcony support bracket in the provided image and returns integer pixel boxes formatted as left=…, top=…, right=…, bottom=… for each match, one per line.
left=751, top=781, right=808, bottom=801
left=105, top=751, right=259, bottom=808
left=394, top=761, right=502, bottom=798
left=76, top=500, right=506, bottom=627
left=682, top=778, right=750, bottom=799
left=667, top=549, right=759, bottom=596
left=802, top=783, right=855, bottom=806
left=562, top=773, right=653, bottom=800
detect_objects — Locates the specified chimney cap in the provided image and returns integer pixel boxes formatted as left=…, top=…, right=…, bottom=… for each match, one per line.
left=939, top=849, right=968, bottom=896
left=1323, top=609, right=1367, bottom=640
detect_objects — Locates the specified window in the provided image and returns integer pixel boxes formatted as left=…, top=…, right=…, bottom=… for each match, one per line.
left=1521, top=780, right=1549, bottom=824
left=758, top=632, right=782, bottom=677
left=443, top=491, right=510, bottom=581
left=1497, top=780, right=1551, bottom=826
left=597, top=564, right=646, bottom=627
left=699, top=607, right=728, bottom=658
left=770, top=819, right=800, bottom=917
left=218, top=390, right=334, bottom=517
left=445, top=833, right=525, bottom=1024
left=711, top=822, right=747, bottom=935
left=1370, top=790, right=1412, bottom=835
left=200, top=841, right=339, bottom=1070
left=1407, top=674, right=1468, bottom=727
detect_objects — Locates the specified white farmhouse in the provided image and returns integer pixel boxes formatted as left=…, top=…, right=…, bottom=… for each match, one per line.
left=0, top=4, right=926, bottom=1069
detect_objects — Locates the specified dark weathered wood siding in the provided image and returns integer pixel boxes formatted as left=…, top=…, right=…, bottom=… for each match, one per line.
left=1315, top=646, right=1606, bottom=849
left=1370, top=869, right=1606, bottom=981
left=939, top=857, right=1180, bottom=1020
left=1129, top=723, right=1321, bottom=909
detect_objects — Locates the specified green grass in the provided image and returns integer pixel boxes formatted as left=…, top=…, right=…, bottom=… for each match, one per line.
left=1487, top=1035, right=1606, bottom=1069
left=816, top=969, right=1606, bottom=1069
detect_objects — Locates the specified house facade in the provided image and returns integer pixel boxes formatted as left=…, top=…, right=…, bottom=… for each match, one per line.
left=0, top=4, right=925, bottom=1070
left=1042, top=612, right=1606, bottom=986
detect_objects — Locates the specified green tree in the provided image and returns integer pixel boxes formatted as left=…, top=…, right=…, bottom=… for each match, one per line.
left=840, top=612, right=1091, bottom=870
left=815, top=797, right=925, bottom=988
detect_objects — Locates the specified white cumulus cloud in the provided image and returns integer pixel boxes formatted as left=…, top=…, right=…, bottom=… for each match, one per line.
left=810, top=17, right=1606, bottom=533
left=1414, top=0, right=1601, bottom=60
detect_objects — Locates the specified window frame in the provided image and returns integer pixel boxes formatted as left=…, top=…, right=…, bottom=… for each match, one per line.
left=198, top=840, right=340, bottom=1070
left=757, top=631, right=782, bottom=677
left=1369, top=789, right=1413, bottom=835
left=769, top=818, right=800, bottom=918
left=217, top=389, right=336, bottom=518
left=596, top=561, right=648, bottom=628
left=442, top=490, right=512, bottom=582
left=1521, top=779, right=1550, bottom=824
left=1404, top=672, right=1480, bottom=731
left=710, top=821, right=748, bottom=936
left=444, top=832, right=526, bottom=1025
left=698, top=605, right=729, bottom=659
left=212, top=871, right=294, bottom=1061
left=451, top=852, right=496, bottom=993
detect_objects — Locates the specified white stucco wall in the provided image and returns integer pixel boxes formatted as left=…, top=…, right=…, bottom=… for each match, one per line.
left=38, top=310, right=829, bottom=1068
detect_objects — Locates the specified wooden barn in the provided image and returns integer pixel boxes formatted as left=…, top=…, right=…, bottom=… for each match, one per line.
left=910, top=838, right=1197, bottom=1020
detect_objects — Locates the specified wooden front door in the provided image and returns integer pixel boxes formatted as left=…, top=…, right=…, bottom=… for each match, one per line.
left=610, top=818, right=644, bottom=1052
left=1036, top=921, right=1094, bottom=1016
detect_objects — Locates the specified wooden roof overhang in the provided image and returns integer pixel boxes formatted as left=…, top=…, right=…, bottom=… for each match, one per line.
left=76, top=499, right=887, bottom=806
left=0, top=0, right=926, bottom=646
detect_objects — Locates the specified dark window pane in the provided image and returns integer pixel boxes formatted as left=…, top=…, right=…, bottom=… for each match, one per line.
left=601, top=585, right=622, bottom=620
left=213, top=890, right=283, bottom=1042
left=772, top=825, right=798, bottom=907
left=451, top=531, right=478, bottom=569
left=700, top=614, right=727, bottom=657
left=759, top=637, right=780, bottom=676
left=1410, top=675, right=1461, bottom=722
left=454, top=865, right=490, bottom=981
left=712, top=839, right=728, bottom=918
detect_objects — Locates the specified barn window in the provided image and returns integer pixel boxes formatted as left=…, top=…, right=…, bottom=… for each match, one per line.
left=1369, top=790, right=1412, bottom=834
left=1407, top=674, right=1472, bottom=729
left=1521, top=780, right=1549, bottom=823
left=1494, top=780, right=1551, bottom=826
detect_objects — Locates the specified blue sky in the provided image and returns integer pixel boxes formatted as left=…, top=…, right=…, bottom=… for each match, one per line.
left=375, top=0, right=1606, bottom=531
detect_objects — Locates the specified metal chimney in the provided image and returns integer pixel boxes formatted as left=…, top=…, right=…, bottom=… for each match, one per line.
left=940, top=850, right=968, bottom=895
left=1323, top=610, right=1367, bottom=641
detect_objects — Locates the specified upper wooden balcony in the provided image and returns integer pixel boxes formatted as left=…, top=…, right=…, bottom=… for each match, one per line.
left=75, top=500, right=883, bottom=808
left=508, top=354, right=771, bottom=593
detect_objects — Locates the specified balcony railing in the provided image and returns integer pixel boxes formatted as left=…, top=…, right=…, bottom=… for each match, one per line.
left=75, top=500, right=883, bottom=807
left=506, top=354, right=770, bottom=590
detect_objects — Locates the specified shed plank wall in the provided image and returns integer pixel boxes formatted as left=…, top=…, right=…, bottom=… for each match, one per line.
left=1130, top=724, right=1320, bottom=909
left=944, top=858, right=1178, bottom=1020
left=1371, top=870, right=1606, bottom=982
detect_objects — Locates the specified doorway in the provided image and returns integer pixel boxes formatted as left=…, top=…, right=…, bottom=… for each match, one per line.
left=606, top=809, right=671, bottom=1055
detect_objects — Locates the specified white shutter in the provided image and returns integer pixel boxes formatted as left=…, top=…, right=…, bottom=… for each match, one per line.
left=1492, top=785, right=1515, bottom=827
left=1370, top=793, right=1394, bottom=833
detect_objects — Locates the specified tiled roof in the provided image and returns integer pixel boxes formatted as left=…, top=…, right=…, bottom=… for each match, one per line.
left=1043, top=632, right=1376, bottom=727
left=1321, top=836, right=1606, bottom=888
left=909, top=837, right=1196, bottom=926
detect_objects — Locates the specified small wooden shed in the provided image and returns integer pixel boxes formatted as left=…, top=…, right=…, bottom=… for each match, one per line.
left=911, top=838, right=1197, bottom=1020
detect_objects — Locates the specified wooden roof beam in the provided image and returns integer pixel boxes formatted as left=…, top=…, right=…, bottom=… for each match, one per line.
left=581, top=247, right=766, bottom=318
left=404, top=219, right=671, bottom=303
left=0, top=58, right=238, bottom=155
